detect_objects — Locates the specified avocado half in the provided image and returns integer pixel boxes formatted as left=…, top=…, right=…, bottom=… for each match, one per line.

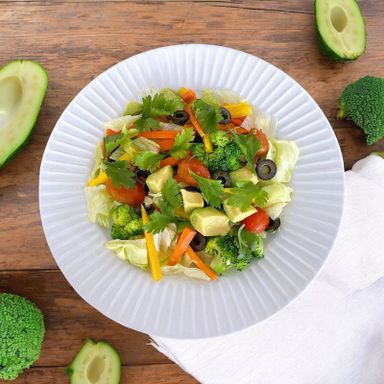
left=315, top=0, right=366, bottom=61
left=0, top=60, right=48, bottom=168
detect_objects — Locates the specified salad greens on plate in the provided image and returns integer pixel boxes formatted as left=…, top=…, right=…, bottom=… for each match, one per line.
left=85, top=87, right=299, bottom=281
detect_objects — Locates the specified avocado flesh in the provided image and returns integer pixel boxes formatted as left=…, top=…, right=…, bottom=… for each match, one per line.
left=181, top=189, right=204, bottom=214
left=146, top=165, right=174, bottom=193
left=0, top=60, right=48, bottom=167
left=315, top=0, right=366, bottom=61
left=68, top=339, right=121, bottom=384
left=190, top=207, right=230, bottom=236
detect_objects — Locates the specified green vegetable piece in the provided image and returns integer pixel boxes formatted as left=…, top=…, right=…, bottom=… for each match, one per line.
left=181, top=189, right=204, bottom=214
left=209, top=130, right=232, bottom=147
left=338, top=76, right=384, bottom=145
left=103, top=160, right=136, bottom=189
left=67, top=338, right=121, bottom=384
left=146, top=165, right=174, bottom=194
left=232, top=130, right=261, bottom=170
left=169, top=127, right=194, bottom=160
left=134, top=151, right=165, bottom=172
left=226, top=182, right=268, bottom=212
left=0, top=293, right=45, bottom=380
left=190, top=170, right=226, bottom=208
left=192, top=99, right=222, bottom=133
left=161, top=178, right=182, bottom=210
left=205, top=235, right=252, bottom=273
left=159, top=88, right=185, bottom=110
left=191, top=142, right=242, bottom=172
left=111, top=204, right=143, bottom=239
left=190, top=207, right=230, bottom=236
left=0, top=60, right=48, bottom=168
left=315, top=0, right=366, bottom=62
left=230, top=165, right=258, bottom=187
left=123, top=101, right=143, bottom=116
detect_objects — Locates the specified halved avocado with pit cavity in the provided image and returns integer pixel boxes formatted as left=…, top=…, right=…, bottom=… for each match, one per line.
left=0, top=60, right=48, bottom=168
left=315, top=0, right=366, bottom=61
left=67, top=339, right=121, bottom=384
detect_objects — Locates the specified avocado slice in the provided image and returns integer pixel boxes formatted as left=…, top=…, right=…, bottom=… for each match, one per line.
left=146, top=165, right=174, bottom=194
left=67, top=338, right=121, bottom=384
left=190, top=207, right=230, bottom=236
left=181, top=189, right=204, bottom=214
left=223, top=199, right=256, bottom=223
left=230, top=166, right=258, bottom=187
left=0, top=60, right=48, bottom=168
left=315, top=0, right=366, bottom=61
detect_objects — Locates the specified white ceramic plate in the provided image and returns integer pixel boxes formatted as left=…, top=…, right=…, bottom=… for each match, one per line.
left=39, top=44, right=344, bottom=338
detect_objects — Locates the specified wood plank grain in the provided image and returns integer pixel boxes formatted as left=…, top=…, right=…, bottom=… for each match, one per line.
left=11, top=365, right=197, bottom=384
left=1, top=0, right=383, bottom=270
left=0, top=270, right=170, bottom=367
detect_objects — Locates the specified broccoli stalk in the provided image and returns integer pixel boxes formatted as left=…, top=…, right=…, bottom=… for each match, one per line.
left=111, top=204, right=143, bottom=240
left=0, top=293, right=45, bottom=380
left=338, top=76, right=384, bottom=145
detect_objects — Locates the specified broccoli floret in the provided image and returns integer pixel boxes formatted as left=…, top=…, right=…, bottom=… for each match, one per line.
left=206, top=235, right=252, bottom=273
left=111, top=204, right=143, bottom=239
left=0, top=293, right=45, bottom=380
left=191, top=142, right=242, bottom=172
left=338, top=76, right=384, bottom=145
left=210, top=130, right=233, bottom=147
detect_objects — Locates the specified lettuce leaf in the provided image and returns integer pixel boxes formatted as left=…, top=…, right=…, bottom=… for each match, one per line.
left=103, top=114, right=141, bottom=132
left=84, top=185, right=116, bottom=228
left=267, top=140, right=299, bottom=183
left=106, top=239, right=148, bottom=269
left=201, top=88, right=243, bottom=106
left=161, top=265, right=210, bottom=280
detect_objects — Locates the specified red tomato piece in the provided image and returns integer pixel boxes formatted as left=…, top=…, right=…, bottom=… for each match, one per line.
left=175, top=158, right=210, bottom=186
left=241, top=208, right=270, bottom=234
left=106, top=178, right=145, bottom=206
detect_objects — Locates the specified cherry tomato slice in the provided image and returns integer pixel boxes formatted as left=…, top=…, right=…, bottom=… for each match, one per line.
left=175, top=158, right=210, bottom=186
left=251, top=129, right=269, bottom=158
left=106, top=178, right=145, bottom=206
left=241, top=208, right=270, bottom=234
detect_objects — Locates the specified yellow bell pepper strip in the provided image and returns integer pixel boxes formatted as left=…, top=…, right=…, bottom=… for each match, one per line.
left=168, top=227, right=196, bottom=266
left=224, top=101, right=253, bottom=118
left=87, top=171, right=108, bottom=186
left=185, top=104, right=213, bottom=153
left=186, top=246, right=218, bottom=281
left=141, top=205, right=162, bottom=281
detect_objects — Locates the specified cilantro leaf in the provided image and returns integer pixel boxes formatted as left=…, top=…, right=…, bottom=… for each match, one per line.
left=193, top=99, right=222, bottom=133
left=161, top=178, right=182, bottom=209
left=150, top=93, right=180, bottom=116
left=190, top=170, right=226, bottom=208
left=169, top=127, right=195, bottom=160
left=134, top=151, right=165, bottom=172
left=226, top=182, right=268, bottom=211
left=103, top=160, right=136, bottom=188
left=141, top=95, right=152, bottom=118
left=135, top=117, right=160, bottom=132
left=237, top=225, right=264, bottom=259
left=232, top=131, right=261, bottom=170
left=143, top=211, right=174, bottom=234
left=104, top=133, right=124, bottom=157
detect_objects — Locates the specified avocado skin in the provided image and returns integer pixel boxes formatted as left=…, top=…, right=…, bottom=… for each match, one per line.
left=0, top=60, right=48, bottom=169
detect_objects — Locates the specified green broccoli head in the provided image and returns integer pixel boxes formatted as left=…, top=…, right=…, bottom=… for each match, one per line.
left=206, top=235, right=252, bottom=273
left=111, top=204, right=143, bottom=240
left=210, top=130, right=233, bottom=147
left=338, top=76, right=384, bottom=145
left=191, top=142, right=242, bottom=172
left=0, top=293, right=45, bottom=380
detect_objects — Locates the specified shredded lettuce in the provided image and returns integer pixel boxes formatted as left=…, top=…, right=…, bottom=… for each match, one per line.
left=133, top=137, right=160, bottom=153
left=153, top=224, right=177, bottom=261
left=267, top=140, right=299, bottom=183
left=103, top=115, right=141, bottom=132
left=106, top=239, right=148, bottom=269
left=84, top=185, right=116, bottom=228
left=90, top=142, right=103, bottom=179
left=264, top=203, right=287, bottom=220
left=201, top=88, right=243, bottom=106
left=262, top=182, right=292, bottom=206
left=161, top=265, right=210, bottom=280
left=241, top=107, right=278, bottom=139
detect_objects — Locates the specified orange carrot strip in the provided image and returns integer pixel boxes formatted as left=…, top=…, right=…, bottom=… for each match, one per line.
left=185, top=104, right=205, bottom=138
left=154, top=138, right=175, bottom=151
left=138, top=131, right=179, bottom=139
left=159, top=156, right=179, bottom=168
left=231, top=117, right=246, bottom=126
left=187, top=247, right=218, bottom=281
left=168, top=227, right=196, bottom=266
left=234, top=127, right=249, bottom=135
left=181, top=89, right=196, bottom=103
left=105, top=128, right=120, bottom=136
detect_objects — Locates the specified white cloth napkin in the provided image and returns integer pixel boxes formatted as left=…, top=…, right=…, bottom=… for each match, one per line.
left=152, top=154, right=384, bottom=384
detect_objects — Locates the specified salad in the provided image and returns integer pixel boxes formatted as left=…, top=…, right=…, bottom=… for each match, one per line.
left=85, top=88, right=299, bottom=281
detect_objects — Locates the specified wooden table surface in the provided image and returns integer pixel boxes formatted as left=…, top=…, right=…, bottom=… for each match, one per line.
left=1, top=0, right=383, bottom=383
